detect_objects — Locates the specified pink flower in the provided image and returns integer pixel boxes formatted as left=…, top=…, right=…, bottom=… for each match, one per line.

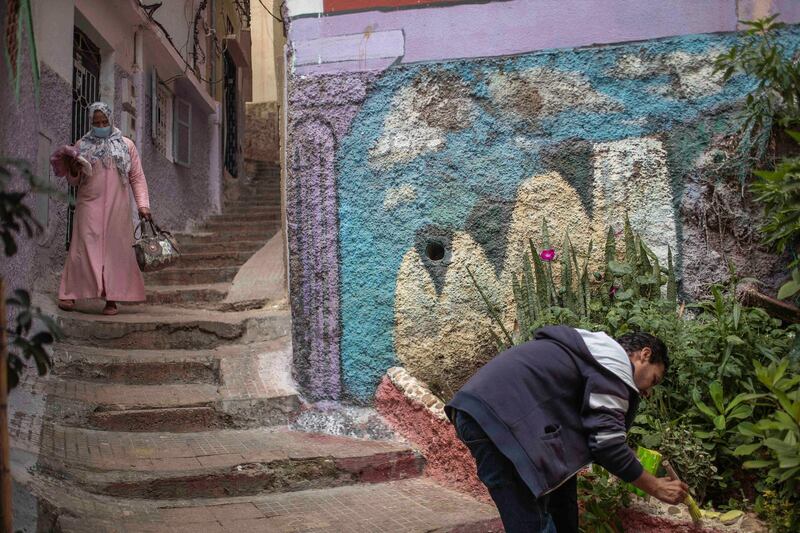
left=540, top=249, right=556, bottom=262
left=610, top=285, right=619, bottom=297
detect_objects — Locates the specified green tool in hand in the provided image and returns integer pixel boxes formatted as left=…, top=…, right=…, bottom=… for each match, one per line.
left=628, top=447, right=662, bottom=498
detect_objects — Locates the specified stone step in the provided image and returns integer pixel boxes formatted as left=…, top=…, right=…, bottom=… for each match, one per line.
left=178, top=251, right=255, bottom=268
left=146, top=282, right=229, bottom=305
left=251, top=167, right=280, bottom=175
left=51, top=345, right=221, bottom=385
left=38, top=338, right=299, bottom=431
left=174, top=229, right=278, bottom=246
left=223, top=205, right=281, bottom=215
left=49, top=478, right=500, bottom=532
left=36, top=380, right=300, bottom=432
left=37, top=427, right=424, bottom=500
left=145, top=265, right=240, bottom=285
left=220, top=209, right=281, bottom=220
left=179, top=240, right=265, bottom=254
left=208, top=211, right=281, bottom=224
left=242, top=183, right=281, bottom=190
left=200, top=221, right=281, bottom=234
left=49, top=338, right=290, bottom=383
left=38, top=297, right=291, bottom=350
left=223, top=208, right=281, bottom=218
left=225, top=200, right=282, bottom=209
left=252, top=168, right=280, bottom=176
left=230, top=190, right=280, bottom=197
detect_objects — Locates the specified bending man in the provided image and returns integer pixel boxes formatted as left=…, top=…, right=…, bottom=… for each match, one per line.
left=446, top=327, right=688, bottom=533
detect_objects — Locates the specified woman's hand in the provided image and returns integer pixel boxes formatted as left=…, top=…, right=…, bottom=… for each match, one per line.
left=138, top=207, right=152, bottom=221
left=68, top=158, right=81, bottom=176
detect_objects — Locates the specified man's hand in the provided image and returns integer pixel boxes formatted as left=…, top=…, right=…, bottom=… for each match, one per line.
left=651, top=478, right=689, bottom=504
left=632, top=471, right=689, bottom=505
left=138, top=207, right=152, bottom=221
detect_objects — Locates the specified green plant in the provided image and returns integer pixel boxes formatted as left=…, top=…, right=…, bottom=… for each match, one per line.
left=750, top=147, right=800, bottom=300
left=578, top=465, right=630, bottom=533
left=693, top=380, right=763, bottom=460
left=657, top=423, right=718, bottom=504
left=714, top=15, right=800, bottom=155
left=735, top=358, right=800, bottom=497
left=715, top=15, right=800, bottom=302
left=469, top=216, right=678, bottom=351
left=755, top=488, right=799, bottom=533
left=1, top=158, right=63, bottom=388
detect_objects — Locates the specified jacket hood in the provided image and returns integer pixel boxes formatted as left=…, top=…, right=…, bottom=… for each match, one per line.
left=535, top=326, right=639, bottom=394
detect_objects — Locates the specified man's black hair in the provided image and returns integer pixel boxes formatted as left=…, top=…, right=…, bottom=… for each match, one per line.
left=616, top=332, right=669, bottom=373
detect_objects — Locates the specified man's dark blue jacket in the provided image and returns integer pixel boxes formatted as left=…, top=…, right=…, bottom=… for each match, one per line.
left=445, top=326, right=644, bottom=498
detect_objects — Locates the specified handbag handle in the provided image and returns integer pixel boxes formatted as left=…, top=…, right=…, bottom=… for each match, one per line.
left=133, top=218, right=180, bottom=254
left=134, top=218, right=163, bottom=240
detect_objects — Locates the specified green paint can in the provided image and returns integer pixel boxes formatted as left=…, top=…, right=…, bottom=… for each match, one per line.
left=628, top=447, right=662, bottom=497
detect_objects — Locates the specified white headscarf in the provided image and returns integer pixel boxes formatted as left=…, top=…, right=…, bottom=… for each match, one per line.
left=76, top=102, right=131, bottom=181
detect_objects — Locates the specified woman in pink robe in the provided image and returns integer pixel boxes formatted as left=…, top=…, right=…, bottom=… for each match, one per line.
left=55, top=102, right=151, bottom=315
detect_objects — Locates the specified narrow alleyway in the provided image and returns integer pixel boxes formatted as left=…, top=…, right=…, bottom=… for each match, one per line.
left=10, top=164, right=499, bottom=532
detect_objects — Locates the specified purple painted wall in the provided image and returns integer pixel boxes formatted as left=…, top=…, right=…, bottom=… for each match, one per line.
left=0, top=44, right=73, bottom=297
left=287, top=0, right=800, bottom=75
left=287, top=72, right=379, bottom=400
left=138, top=79, right=214, bottom=235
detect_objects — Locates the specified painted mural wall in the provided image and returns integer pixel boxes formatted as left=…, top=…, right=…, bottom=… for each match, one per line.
left=284, top=0, right=800, bottom=404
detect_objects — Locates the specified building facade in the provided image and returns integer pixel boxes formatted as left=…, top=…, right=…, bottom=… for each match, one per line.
left=281, top=0, right=800, bottom=404
left=0, top=0, right=252, bottom=298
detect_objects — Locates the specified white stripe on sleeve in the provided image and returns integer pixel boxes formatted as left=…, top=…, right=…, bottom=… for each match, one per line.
left=589, top=393, right=629, bottom=412
left=594, top=431, right=626, bottom=445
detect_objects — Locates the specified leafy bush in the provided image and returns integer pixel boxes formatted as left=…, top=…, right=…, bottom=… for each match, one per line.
left=578, top=465, right=630, bottom=533
left=715, top=16, right=800, bottom=302
left=735, top=358, right=800, bottom=497
left=1, top=157, right=63, bottom=388
left=756, top=487, right=800, bottom=533
left=751, top=150, right=800, bottom=299
left=654, top=423, right=717, bottom=504
left=714, top=15, right=800, bottom=137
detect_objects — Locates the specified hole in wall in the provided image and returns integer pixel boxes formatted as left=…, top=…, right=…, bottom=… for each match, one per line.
left=425, top=241, right=446, bottom=261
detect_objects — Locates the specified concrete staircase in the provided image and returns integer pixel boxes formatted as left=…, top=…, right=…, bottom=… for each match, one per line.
left=145, top=162, right=283, bottom=307
left=11, top=162, right=500, bottom=532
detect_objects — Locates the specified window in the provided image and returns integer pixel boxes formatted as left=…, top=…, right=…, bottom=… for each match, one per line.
left=173, top=97, right=192, bottom=166
left=151, top=67, right=173, bottom=161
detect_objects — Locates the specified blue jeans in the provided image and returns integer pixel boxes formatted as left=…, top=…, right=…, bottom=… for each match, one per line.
left=454, top=410, right=559, bottom=533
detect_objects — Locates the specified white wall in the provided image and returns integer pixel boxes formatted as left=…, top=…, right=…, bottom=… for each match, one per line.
left=151, top=0, right=209, bottom=68
left=250, top=0, right=278, bottom=103
left=31, top=0, right=75, bottom=82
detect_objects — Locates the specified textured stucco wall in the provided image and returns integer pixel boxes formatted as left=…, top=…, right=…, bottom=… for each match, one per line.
left=0, top=39, right=73, bottom=296
left=286, top=27, right=800, bottom=404
left=138, top=82, right=214, bottom=233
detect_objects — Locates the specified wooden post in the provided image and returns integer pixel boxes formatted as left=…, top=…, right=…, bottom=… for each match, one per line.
left=0, top=279, right=11, bottom=532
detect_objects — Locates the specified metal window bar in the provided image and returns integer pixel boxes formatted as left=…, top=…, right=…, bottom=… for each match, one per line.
left=223, top=51, right=237, bottom=177
left=67, top=28, right=100, bottom=250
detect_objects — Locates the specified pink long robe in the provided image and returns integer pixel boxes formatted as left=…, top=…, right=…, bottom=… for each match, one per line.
left=58, top=138, right=150, bottom=302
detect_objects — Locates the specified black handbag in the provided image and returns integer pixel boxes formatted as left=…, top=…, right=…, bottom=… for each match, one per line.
left=133, top=219, right=180, bottom=272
